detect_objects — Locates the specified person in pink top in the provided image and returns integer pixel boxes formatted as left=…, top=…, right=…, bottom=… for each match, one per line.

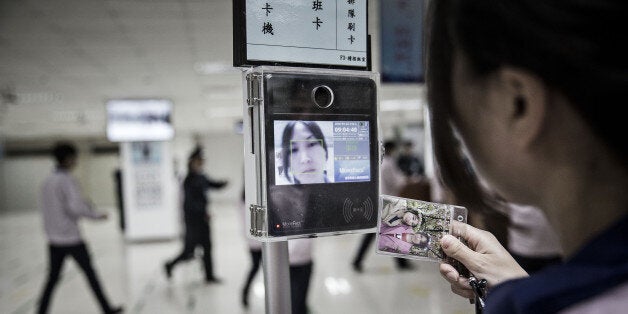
left=378, top=224, right=430, bottom=255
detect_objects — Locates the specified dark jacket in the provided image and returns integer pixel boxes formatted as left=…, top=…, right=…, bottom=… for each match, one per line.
left=182, top=172, right=226, bottom=223
left=486, top=214, right=628, bottom=313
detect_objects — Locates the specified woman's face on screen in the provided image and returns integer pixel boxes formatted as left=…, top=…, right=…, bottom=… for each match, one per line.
left=289, top=122, right=327, bottom=184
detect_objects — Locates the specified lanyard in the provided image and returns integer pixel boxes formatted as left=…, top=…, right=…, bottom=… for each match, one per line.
left=469, top=276, right=488, bottom=314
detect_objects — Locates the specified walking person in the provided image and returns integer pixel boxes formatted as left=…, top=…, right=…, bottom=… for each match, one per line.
left=164, top=146, right=227, bottom=283
left=37, top=142, right=123, bottom=314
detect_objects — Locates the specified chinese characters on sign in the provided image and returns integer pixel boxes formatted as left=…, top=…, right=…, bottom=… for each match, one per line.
left=262, top=3, right=274, bottom=34
left=312, top=0, right=323, bottom=11
left=245, top=0, right=367, bottom=67
left=346, top=0, right=356, bottom=45
left=263, top=2, right=273, bottom=15
left=263, top=22, right=274, bottom=35
left=313, top=17, right=323, bottom=30
left=312, top=0, right=324, bottom=30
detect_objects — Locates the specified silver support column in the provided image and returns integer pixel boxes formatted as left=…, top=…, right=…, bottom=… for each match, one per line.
left=262, top=241, right=291, bottom=314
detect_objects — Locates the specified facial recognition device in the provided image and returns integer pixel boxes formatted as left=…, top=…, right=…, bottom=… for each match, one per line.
left=244, top=66, right=380, bottom=240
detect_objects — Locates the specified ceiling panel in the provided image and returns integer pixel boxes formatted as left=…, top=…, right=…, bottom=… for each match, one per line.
left=0, top=1, right=34, bottom=18
left=108, top=1, right=184, bottom=19
left=0, top=0, right=424, bottom=142
left=30, top=0, right=110, bottom=19
left=120, top=18, right=186, bottom=34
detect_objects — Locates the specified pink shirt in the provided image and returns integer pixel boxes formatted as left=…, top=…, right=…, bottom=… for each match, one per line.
left=508, top=203, right=562, bottom=257
left=378, top=224, right=414, bottom=254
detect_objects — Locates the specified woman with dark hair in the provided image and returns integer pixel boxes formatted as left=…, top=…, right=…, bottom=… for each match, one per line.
left=281, top=121, right=329, bottom=184
left=378, top=227, right=431, bottom=255
left=425, top=0, right=627, bottom=312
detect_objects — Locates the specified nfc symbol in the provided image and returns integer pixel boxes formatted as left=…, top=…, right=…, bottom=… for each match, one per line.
left=342, top=197, right=374, bottom=223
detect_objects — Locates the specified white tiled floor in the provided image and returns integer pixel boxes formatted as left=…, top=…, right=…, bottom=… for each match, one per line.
left=0, top=203, right=473, bottom=314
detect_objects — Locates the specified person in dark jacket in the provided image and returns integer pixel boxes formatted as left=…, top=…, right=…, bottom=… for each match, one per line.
left=164, top=146, right=227, bottom=283
left=397, top=140, right=424, bottom=177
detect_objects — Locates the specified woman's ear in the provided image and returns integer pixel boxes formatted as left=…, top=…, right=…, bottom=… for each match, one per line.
left=498, top=67, right=548, bottom=151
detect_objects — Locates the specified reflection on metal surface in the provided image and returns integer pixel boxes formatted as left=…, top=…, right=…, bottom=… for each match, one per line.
left=253, top=281, right=265, bottom=298
left=324, top=277, right=352, bottom=296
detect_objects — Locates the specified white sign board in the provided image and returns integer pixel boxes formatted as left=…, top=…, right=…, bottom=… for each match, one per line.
left=121, top=141, right=179, bottom=241
left=236, top=0, right=368, bottom=68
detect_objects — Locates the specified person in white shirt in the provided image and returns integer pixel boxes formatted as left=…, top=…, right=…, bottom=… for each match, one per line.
left=352, top=140, right=412, bottom=272
left=37, top=142, right=122, bottom=314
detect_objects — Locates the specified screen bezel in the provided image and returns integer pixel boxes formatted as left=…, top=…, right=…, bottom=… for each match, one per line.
left=262, top=72, right=379, bottom=237
left=269, top=117, right=374, bottom=187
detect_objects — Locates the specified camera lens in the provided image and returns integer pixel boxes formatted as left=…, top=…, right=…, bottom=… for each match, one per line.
left=312, top=85, right=334, bottom=108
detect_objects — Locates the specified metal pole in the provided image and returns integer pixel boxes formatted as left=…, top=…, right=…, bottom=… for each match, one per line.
left=262, top=241, right=291, bottom=314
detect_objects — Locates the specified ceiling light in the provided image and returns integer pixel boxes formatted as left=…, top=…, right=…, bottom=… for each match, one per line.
left=324, top=277, right=352, bottom=296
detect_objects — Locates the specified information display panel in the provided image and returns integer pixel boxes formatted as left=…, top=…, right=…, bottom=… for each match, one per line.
left=106, top=99, right=174, bottom=142
left=234, top=0, right=370, bottom=70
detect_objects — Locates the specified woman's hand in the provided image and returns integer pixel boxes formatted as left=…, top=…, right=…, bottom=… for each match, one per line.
left=439, top=222, right=528, bottom=299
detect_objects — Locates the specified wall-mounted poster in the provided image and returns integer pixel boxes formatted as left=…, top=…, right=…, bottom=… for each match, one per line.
left=131, top=142, right=162, bottom=209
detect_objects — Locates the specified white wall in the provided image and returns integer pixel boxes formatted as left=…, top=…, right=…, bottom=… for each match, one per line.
left=201, top=133, right=244, bottom=207
left=0, top=150, right=120, bottom=213
left=120, top=141, right=179, bottom=240
left=0, top=156, right=53, bottom=212
left=0, top=159, right=4, bottom=212
left=86, top=154, right=120, bottom=209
